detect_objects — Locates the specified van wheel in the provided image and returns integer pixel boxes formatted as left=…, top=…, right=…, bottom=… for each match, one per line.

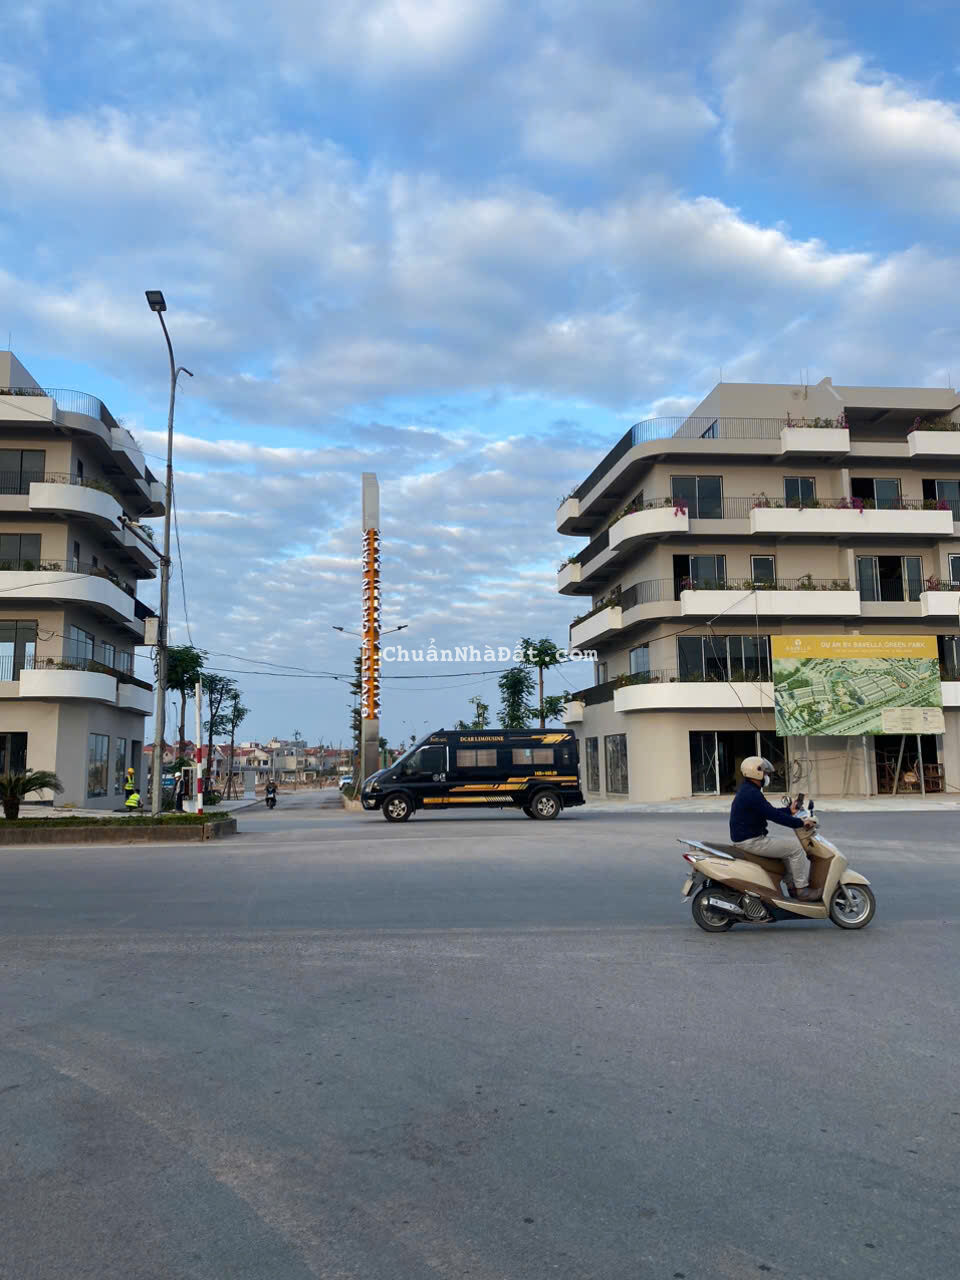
left=529, top=790, right=560, bottom=820
left=383, top=793, right=413, bottom=822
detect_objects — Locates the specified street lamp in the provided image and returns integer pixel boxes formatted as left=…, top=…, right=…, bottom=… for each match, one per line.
left=146, top=290, right=194, bottom=817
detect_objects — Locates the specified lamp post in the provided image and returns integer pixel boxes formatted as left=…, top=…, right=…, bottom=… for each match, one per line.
left=332, top=624, right=407, bottom=774
left=145, top=290, right=193, bottom=817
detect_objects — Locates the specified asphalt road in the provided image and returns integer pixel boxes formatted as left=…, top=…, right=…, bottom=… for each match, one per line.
left=1, top=792, right=958, bottom=1280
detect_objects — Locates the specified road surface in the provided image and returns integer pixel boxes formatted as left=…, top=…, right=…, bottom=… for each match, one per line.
left=1, top=791, right=957, bottom=1279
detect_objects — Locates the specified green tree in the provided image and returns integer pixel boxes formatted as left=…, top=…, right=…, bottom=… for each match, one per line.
left=468, top=695, right=490, bottom=729
left=167, top=644, right=207, bottom=760
left=540, top=693, right=568, bottom=724
left=0, top=769, right=63, bottom=820
left=224, top=692, right=250, bottom=799
left=200, top=673, right=237, bottom=793
left=519, top=637, right=564, bottom=729
left=349, top=653, right=363, bottom=763
left=498, top=666, right=534, bottom=728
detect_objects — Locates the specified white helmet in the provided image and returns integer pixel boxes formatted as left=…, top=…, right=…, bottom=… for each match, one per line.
left=740, top=755, right=774, bottom=782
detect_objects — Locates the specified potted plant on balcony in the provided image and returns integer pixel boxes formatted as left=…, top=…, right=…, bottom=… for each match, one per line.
left=0, top=769, right=64, bottom=820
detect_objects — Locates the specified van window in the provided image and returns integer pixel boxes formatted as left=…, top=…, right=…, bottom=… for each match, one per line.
left=456, top=749, right=498, bottom=767
left=400, top=745, right=446, bottom=775
left=512, top=748, right=554, bottom=765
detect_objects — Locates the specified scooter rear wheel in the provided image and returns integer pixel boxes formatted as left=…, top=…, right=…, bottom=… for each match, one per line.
left=691, top=888, right=735, bottom=932
left=828, top=884, right=876, bottom=929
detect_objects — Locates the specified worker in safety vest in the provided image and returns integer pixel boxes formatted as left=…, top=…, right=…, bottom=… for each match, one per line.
left=124, top=789, right=141, bottom=809
left=123, top=767, right=137, bottom=803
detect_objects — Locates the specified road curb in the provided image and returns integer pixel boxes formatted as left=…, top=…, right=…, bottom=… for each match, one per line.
left=0, top=817, right=238, bottom=845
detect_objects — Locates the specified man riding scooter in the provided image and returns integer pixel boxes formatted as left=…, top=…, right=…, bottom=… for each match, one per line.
left=731, top=756, right=819, bottom=901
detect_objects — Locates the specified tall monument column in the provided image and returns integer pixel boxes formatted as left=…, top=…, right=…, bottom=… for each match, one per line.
left=360, top=473, right=381, bottom=781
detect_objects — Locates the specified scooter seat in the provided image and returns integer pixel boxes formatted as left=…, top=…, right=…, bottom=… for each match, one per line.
left=701, top=840, right=788, bottom=875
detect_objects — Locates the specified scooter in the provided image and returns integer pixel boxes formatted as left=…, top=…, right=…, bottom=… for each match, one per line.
left=265, top=792, right=277, bottom=810
left=679, top=796, right=876, bottom=932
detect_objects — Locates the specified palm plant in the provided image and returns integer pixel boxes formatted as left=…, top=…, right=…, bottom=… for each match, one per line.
left=0, top=769, right=64, bottom=820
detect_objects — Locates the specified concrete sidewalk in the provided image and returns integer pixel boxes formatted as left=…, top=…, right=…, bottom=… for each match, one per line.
left=584, top=793, right=960, bottom=814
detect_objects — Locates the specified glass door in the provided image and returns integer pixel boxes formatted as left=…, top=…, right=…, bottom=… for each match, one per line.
left=857, top=556, right=879, bottom=601
left=689, top=554, right=727, bottom=588
left=689, top=731, right=719, bottom=794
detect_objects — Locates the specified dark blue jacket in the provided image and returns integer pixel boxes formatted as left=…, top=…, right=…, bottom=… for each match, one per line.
left=730, top=779, right=805, bottom=842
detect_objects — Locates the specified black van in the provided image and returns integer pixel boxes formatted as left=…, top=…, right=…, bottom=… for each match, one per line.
left=361, top=729, right=585, bottom=822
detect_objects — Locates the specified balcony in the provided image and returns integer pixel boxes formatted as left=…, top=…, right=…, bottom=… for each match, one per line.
left=18, top=665, right=119, bottom=704
left=562, top=699, right=584, bottom=724
left=113, top=524, right=160, bottom=577
left=907, top=429, right=960, bottom=459
left=570, top=604, right=622, bottom=649
left=18, top=657, right=153, bottom=711
left=749, top=498, right=954, bottom=539
left=920, top=587, right=960, bottom=617
left=679, top=578, right=860, bottom=619
left=556, top=495, right=581, bottom=534
left=26, top=477, right=122, bottom=530
left=0, top=559, right=143, bottom=633
left=613, top=672, right=774, bottom=713
left=779, top=425, right=849, bottom=456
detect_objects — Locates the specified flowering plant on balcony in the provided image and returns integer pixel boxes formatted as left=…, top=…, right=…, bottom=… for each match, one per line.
left=751, top=493, right=772, bottom=509
left=910, top=415, right=960, bottom=432
left=783, top=413, right=846, bottom=429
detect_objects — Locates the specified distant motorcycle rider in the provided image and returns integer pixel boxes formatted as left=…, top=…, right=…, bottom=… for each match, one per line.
left=730, top=757, right=819, bottom=901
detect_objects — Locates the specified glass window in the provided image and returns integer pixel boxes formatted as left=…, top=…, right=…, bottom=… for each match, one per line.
left=751, top=555, right=775, bottom=584
left=629, top=644, right=649, bottom=676
left=400, top=745, right=446, bottom=775
left=905, top=557, right=924, bottom=602
left=678, top=636, right=704, bottom=680
left=596, top=661, right=608, bottom=684
left=101, top=643, right=116, bottom=669
left=512, top=748, right=554, bottom=765
left=604, top=734, right=628, bottom=794
left=0, top=732, right=28, bottom=774
left=689, top=554, right=726, bottom=589
left=67, top=625, right=95, bottom=666
left=585, top=737, right=600, bottom=791
left=874, top=478, right=901, bottom=509
left=784, top=476, right=816, bottom=506
left=115, top=650, right=133, bottom=674
left=950, top=555, right=960, bottom=586
left=114, top=737, right=127, bottom=794
left=456, top=749, right=498, bottom=767
left=0, top=533, right=41, bottom=568
left=0, top=449, right=45, bottom=494
left=939, top=635, right=960, bottom=679
left=857, top=556, right=878, bottom=601
left=672, top=475, right=722, bottom=519
left=87, top=733, right=109, bottom=797
left=0, top=621, right=37, bottom=680
left=934, top=480, right=960, bottom=520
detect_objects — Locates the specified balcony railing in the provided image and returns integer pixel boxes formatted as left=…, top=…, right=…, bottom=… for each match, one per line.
left=0, top=385, right=120, bottom=431
left=573, top=416, right=840, bottom=500
left=0, top=651, right=149, bottom=688
left=0, top=468, right=125, bottom=505
left=573, top=576, right=855, bottom=626
left=575, top=667, right=773, bottom=702
left=0, top=557, right=136, bottom=598
left=602, top=494, right=958, bottom=528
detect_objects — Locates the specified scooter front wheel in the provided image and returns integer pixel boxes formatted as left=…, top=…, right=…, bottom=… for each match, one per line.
left=828, top=884, right=876, bottom=929
left=691, top=888, right=735, bottom=933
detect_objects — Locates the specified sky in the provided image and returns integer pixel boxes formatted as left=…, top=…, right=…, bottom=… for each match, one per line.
left=2, top=0, right=960, bottom=747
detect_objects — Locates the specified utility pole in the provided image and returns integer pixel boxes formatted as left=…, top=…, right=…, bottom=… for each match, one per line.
left=145, top=291, right=193, bottom=817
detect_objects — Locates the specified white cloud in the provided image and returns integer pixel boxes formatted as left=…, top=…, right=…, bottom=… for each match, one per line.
left=718, top=14, right=960, bottom=210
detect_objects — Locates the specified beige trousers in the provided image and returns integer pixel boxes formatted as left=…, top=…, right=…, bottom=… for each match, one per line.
left=734, top=833, right=810, bottom=889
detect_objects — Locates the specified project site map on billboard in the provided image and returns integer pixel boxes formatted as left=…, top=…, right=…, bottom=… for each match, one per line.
left=772, top=636, right=944, bottom=737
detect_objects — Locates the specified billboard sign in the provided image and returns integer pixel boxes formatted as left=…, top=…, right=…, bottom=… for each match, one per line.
left=771, top=635, right=944, bottom=736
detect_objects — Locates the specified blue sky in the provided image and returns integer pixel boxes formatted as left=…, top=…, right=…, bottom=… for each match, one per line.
left=2, top=0, right=960, bottom=745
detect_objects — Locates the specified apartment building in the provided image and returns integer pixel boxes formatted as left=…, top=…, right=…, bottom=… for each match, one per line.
left=0, top=353, right=162, bottom=807
left=558, top=377, right=960, bottom=801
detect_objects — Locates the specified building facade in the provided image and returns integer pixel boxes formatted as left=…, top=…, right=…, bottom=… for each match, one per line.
left=559, top=378, right=960, bottom=801
left=0, top=353, right=162, bottom=807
